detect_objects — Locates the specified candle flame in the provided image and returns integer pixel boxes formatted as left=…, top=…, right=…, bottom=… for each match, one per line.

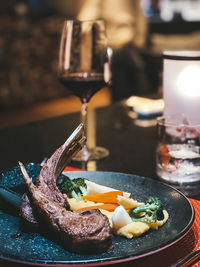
left=176, top=65, right=200, bottom=97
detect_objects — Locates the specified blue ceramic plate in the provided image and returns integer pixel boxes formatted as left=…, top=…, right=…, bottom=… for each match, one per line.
left=0, top=163, right=194, bottom=266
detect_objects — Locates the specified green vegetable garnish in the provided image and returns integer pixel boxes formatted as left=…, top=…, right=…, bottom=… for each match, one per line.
left=58, top=177, right=87, bottom=200
left=129, top=197, right=164, bottom=223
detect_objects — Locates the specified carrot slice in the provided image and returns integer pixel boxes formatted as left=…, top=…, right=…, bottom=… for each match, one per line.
left=75, top=203, right=119, bottom=213
left=82, top=191, right=123, bottom=203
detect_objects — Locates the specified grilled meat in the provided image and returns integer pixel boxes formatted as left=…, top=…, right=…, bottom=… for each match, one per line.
left=20, top=124, right=85, bottom=225
left=19, top=162, right=113, bottom=254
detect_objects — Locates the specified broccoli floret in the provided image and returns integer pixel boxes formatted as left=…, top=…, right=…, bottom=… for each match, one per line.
left=129, top=197, right=164, bottom=223
left=58, top=177, right=87, bottom=200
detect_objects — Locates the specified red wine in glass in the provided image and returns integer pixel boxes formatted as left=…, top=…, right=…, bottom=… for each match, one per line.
left=58, top=19, right=111, bottom=161
left=59, top=73, right=107, bottom=103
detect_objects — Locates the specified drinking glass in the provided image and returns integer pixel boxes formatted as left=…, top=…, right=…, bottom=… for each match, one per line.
left=156, top=114, right=200, bottom=197
left=58, top=20, right=111, bottom=161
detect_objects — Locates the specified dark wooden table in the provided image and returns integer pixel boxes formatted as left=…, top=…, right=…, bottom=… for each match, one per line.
left=0, top=101, right=197, bottom=267
left=0, top=101, right=157, bottom=179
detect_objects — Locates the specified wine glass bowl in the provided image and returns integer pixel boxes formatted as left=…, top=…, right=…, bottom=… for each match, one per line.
left=58, top=19, right=110, bottom=161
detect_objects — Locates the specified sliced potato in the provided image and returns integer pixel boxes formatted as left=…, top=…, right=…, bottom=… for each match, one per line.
left=117, top=222, right=150, bottom=239
left=68, top=197, right=103, bottom=212
left=117, top=195, right=144, bottom=209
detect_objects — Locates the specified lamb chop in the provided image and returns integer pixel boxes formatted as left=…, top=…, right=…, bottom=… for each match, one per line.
left=20, top=124, right=86, bottom=225
left=19, top=162, right=113, bottom=254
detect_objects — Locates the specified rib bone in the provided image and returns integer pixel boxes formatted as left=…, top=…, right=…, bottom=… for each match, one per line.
left=20, top=124, right=86, bottom=225
left=19, top=162, right=112, bottom=254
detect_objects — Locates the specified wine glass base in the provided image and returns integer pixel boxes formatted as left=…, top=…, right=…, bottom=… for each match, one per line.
left=72, top=147, right=109, bottom=162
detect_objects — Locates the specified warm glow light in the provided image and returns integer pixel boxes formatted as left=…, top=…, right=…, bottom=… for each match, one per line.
left=176, top=65, right=200, bottom=97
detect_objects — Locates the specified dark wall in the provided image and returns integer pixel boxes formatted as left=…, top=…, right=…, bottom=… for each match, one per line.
left=0, top=1, right=74, bottom=112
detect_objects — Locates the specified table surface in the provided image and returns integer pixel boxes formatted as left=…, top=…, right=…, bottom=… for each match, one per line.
left=0, top=101, right=157, bottom=178
left=0, top=101, right=199, bottom=267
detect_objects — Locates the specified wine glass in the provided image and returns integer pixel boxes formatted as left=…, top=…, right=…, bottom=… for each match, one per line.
left=58, top=19, right=111, bottom=161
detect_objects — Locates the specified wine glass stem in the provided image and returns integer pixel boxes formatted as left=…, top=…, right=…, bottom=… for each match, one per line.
left=81, top=101, right=89, bottom=156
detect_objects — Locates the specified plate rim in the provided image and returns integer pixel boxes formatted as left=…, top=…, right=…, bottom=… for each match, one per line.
left=0, top=168, right=195, bottom=266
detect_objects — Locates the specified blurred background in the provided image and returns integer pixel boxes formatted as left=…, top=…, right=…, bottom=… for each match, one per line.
left=0, top=0, right=200, bottom=127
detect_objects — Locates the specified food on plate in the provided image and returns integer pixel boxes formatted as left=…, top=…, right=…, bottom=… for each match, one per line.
left=19, top=162, right=112, bottom=254
left=84, top=179, right=131, bottom=198
left=59, top=176, right=169, bottom=240
left=117, top=222, right=150, bottom=239
left=58, top=176, right=130, bottom=199
left=20, top=123, right=85, bottom=226
left=82, top=190, right=123, bottom=203
left=117, top=195, right=144, bottom=209
left=58, top=177, right=87, bottom=200
left=112, top=205, right=132, bottom=229
left=129, top=197, right=164, bottom=223
left=19, top=124, right=112, bottom=254
left=116, top=197, right=169, bottom=239
left=18, top=124, right=168, bottom=254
